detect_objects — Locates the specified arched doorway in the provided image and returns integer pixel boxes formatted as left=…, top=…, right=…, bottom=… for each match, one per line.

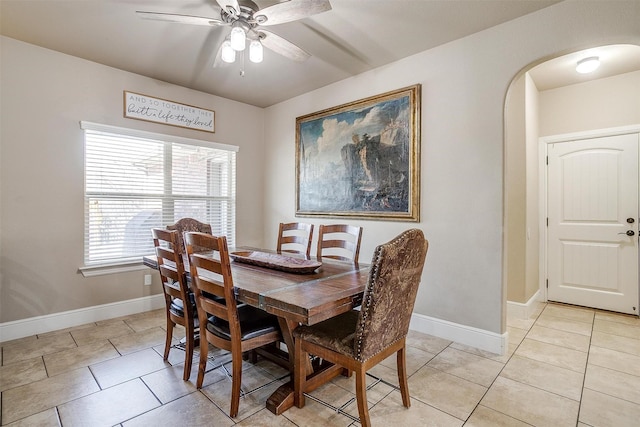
left=504, top=44, right=640, bottom=318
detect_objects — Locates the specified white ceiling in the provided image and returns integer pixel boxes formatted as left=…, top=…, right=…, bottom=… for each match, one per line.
left=529, top=44, right=640, bottom=91
left=4, top=0, right=637, bottom=108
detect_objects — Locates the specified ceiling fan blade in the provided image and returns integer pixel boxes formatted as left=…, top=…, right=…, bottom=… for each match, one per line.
left=255, top=0, right=332, bottom=26
left=136, top=11, right=224, bottom=26
left=258, top=30, right=310, bottom=62
left=215, top=0, right=240, bottom=16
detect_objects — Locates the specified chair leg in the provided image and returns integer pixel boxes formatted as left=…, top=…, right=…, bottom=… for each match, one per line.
left=163, top=317, right=174, bottom=361
left=196, top=340, right=208, bottom=389
left=229, top=352, right=243, bottom=418
left=396, top=346, right=411, bottom=408
left=293, top=338, right=306, bottom=408
left=183, top=322, right=194, bottom=381
left=355, top=368, right=371, bottom=427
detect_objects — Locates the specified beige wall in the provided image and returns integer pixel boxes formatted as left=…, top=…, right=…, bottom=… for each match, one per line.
left=504, top=72, right=540, bottom=305
left=505, top=76, right=527, bottom=302
left=263, top=1, right=640, bottom=334
left=2, top=1, right=640, bottom=340
left=539, top=70, right=640, bottom=136
left=0, top=37, right=265, bottom=323
left=524, top=74, right=541, bottom=303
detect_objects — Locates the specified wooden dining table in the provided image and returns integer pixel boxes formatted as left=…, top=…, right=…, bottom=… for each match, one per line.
left=143, top=246, right=370, bottom=415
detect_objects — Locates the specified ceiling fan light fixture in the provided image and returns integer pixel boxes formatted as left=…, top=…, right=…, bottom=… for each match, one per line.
left=249, top=40, right=263, bottom=63
left=230, top=25, right=246, bottom=51
left=136, top=0, right=333, bottom=71
left=576, top=56, right=600, bottom=74
left=221, top=40, right=236, bottom=63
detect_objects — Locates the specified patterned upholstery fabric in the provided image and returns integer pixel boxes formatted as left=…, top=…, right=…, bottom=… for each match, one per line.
left=293, top=310, right=360, bottom=357
left=294, top=228, right=428, bottom=362
left=167, top=218, right=212, bottom=254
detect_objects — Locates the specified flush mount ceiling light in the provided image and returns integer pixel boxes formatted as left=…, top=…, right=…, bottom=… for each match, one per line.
left=576, top=56, right=600, bottom=74
left=137, top=0, right=332, bottom=70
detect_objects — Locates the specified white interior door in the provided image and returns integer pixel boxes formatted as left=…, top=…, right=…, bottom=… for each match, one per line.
left=547, top=133, right=639, bottom=315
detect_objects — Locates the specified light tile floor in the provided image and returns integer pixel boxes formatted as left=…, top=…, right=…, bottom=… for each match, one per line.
left=1, top=302, right=640, bottom=426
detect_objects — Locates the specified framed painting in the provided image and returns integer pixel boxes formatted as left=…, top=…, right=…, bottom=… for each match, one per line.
left=296, top=84, right=421, bottom=221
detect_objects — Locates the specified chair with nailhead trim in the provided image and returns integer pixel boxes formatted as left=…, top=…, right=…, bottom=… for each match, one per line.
left=293, top=229, right=429, bottom=427
left=167, top=217, right=212, bottom=255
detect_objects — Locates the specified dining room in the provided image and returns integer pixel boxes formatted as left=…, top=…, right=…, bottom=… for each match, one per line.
left=2, top=1, right=640, bottom=426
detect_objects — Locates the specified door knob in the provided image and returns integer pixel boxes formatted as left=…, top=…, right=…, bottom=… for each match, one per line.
left=628, top=218, right=636, bottom=224
left=618, top=230, right=635, bottom=236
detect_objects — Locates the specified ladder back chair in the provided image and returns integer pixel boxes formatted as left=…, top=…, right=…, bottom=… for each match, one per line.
left=151, top=228, right=198, bottom=381
left=316, top=224, right=363, bottom=263
left=276, top=222, right=314, bottom=259
left=185, top=231, right=283, bottom=418
left=293, top=229, right=429, bottom=427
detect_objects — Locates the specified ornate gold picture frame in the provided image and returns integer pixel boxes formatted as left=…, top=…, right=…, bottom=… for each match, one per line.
left=296, top=84, right=421, bottom=221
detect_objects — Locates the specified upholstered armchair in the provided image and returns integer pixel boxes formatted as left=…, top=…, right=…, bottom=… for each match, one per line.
left=167, top=217, right=212, bottom=254
left=293, top=228, right=429, bottom=427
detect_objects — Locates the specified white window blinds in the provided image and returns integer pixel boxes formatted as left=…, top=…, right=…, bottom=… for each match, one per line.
left=81, top=122, right=237, bottom=266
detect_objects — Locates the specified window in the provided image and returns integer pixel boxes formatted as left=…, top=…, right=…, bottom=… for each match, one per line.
left=81, top=122, right=237, bottom=269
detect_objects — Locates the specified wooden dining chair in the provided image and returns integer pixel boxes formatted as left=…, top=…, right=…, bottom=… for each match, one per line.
left=184, top=231, right=283, bottom=418
left=151, top=228, right=198, bottom=381
left=167, top=217, right=212, bottom=254
left=277, top=222, right=314, bottom=258
left=293, top=229, right=429, bottom=427
left=316, top=224, right=363, bottom=263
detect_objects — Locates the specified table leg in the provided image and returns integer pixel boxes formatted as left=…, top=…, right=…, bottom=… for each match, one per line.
left=266, top=317, right=315, bottom=415
left=266, top=363, right=344, bottom=415
left=276, top=318, right=313, bottom=375
left=276, top=317, right=297, bottom=368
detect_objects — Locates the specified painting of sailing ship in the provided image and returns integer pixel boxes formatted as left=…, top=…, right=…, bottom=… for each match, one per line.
left=296, top=85, right=420, bottom=221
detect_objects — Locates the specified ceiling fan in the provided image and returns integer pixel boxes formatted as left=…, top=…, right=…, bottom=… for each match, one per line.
left=137, top=0, right=332, bottom=66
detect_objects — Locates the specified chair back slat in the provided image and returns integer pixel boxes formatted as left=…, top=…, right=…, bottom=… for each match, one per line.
left=161, top=281, right=183, bottom=300
left=156, top=245, right=183, bottom=285
left=185, top=232, right=241, bottom=336
left=277, top=222, right=314, bottom=258
left=189, top=257, right=227, bottom=300
left=198, top=294, right=230, bottom=321
left=354, top=228, right=428, bottom=361
left=151, top=228, right=193, bottom=317
left=158, top=263, right=181, bottom=282
left=317, top=224, right=363, bottom=263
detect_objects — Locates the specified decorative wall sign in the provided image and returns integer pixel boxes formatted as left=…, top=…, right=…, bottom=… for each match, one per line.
left=123, top=91, right=215, bottom=133
left=296, top=84, right=421, bottom=221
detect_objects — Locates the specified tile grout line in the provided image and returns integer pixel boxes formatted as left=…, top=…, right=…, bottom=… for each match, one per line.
left=574, top=307, right=596, bottom=427
left=4, top=306, right=639, bottom=426
left=460, top=302, right=552, bottom=425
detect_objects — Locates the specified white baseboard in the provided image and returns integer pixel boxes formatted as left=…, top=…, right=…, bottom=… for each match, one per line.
left=0, top=295, right=165, bottom=343
left=507, top=289, right=541, bottom=320
left=2, top=297, right=508, bottom=356
left=410, top=313, right=507, bottom=355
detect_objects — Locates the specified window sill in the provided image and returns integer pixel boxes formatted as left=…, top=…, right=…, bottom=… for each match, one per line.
left=79, top=260, right=150, bottom=277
